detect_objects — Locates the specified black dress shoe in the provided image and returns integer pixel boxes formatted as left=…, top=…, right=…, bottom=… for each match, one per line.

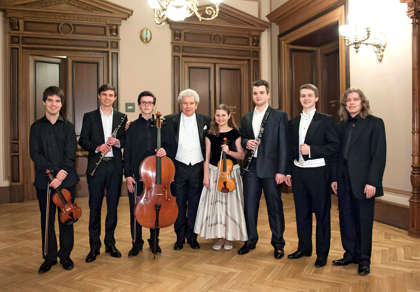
left=173, top=241, right=184, bottom=250
left=60, top=257, right=74, bottom=270
left=287, top=250, right=311, bottom=259
left=314, top=257, right=327, bottom=268
left=148, top=238, right=162, bottom=253
left=238, top=243, right=256, bottom=255
left=274, top=248, right=285, bottom=259
left=105, top=244, right=122, bottom=258
left=358, top=264, right=370, bottom=276
left=332, top=257, right=355, bottom=266
left=85, top=249, right=100, bottom=263
left=38, top=260, right=57, bottom=274
left=187, top=238, right=200, bottom=249
left=128, top=243, right=143, bottom=257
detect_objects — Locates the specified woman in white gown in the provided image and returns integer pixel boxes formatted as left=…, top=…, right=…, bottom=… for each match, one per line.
left=194, top=104, right=248, bottom=250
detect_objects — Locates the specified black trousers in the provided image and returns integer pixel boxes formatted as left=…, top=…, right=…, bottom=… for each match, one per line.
left=337, top=166, right=375, bottom=265
left=87, top=159, right=122, bottom=250
left=242, top=159, right=285, bottom=249
left=128, top=180, right=159, bottom=246
left=173, top=161, right=203, bottom=242
left=37, top=185, right=75, bottom=262
left=291, top=165, right=331, bottom=258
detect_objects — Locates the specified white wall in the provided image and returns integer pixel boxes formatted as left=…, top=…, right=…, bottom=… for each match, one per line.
left=110, top=0, right=271, bottom=121
left=109, top=0, right=172, bottom=122
left=348, top=0, right=412, bottom=200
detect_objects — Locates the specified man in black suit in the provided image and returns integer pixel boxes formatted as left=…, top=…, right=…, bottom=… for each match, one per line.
left=30, top=86, right=79, bottom=274
left=286, top=84, right=339, bottom=267
left=124, top=91, right=167, bottom=256
left=163, top=89, right=210, bottom=250
left=238, top=79, right=288, bottom=259
left=331, top=88, right=386, bottom=276
left=79, top=84, right=127, bottom=263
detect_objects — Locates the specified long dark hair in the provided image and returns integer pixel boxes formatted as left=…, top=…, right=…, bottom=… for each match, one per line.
left=208, top=104, right=237, bottom=135
left=339, top=88, right=371, bottom=121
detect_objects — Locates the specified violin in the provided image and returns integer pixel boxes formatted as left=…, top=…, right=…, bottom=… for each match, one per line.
left=135, top=112, right=178, bottom=231
left=217, top=137, right=236, bottom=193
left=46, top=170, right=82, bottom=225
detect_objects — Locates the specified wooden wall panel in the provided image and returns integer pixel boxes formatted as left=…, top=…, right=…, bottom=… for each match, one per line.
left=171, top=4, right=269, bottom=116
left=217, top=66, right=242, bottom=124
left=290, top=49, right=317, bottom=117
left=187, top=66, right=213, bottom=117
left=72, top=62, right=99, bottom=135
left=0, top=1, right=132, bottom=202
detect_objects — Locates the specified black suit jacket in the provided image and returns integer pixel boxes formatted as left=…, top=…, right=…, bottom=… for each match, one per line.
left=78, top=109, right=127, bottom=175
left=239, top=107, right=288, bottom=178
left=331, top=115, right=386, bottom=198
left=288, top=111, right=339, bottom=180
left=163, top=113, right=211, bottom=161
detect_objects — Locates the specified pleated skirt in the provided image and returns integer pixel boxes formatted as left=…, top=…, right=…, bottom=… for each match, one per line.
left=194, top=164, right=248, bottom=241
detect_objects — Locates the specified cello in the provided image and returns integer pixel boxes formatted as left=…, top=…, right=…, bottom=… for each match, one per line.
left=135, top=112, right=178, bottom=253
left=217, top=137, right=236, bottom=193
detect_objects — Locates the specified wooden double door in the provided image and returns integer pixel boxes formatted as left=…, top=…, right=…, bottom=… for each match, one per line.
left=288, top=42, right=340, bottom=120
left=181, top=57, right=250, bottom=124
left=22, top=50, right=107, bottom=199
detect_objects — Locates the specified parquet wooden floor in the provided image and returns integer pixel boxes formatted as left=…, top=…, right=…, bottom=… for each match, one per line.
left=1, top=194, right=420, bottom=292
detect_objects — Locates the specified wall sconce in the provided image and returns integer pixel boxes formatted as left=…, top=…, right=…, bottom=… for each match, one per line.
left=339, top=24, right=387, bottom=62
left=148, top=0, right=223, bottom=25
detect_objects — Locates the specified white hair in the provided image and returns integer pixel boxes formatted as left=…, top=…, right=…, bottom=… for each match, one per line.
left=177, top=89, right=200, bottom=104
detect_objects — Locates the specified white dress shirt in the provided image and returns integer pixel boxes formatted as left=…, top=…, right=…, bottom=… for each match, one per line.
left=252, top=104, right=268, bottom=158
left=293, top=108, right=325, bottom=168
left=100, top=108, right=114, bottom=158
left=175, top=113, right=204, bottom=165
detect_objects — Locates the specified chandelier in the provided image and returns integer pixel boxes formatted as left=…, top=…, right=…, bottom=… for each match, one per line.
left=339, top=24, right=387, bottom=63
left=148, top=0, right=223, bottom=25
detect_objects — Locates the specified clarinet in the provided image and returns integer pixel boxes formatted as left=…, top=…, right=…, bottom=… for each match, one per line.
left=242, top=109, right=271, bottom=173
left=242, top=127, right=265, bottom=173
left=90, top=114, right=126, bottom=176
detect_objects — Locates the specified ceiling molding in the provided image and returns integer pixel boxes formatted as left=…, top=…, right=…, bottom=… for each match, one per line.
left=266, top=0, right=345, bottom=35
left=170, top=3, right=269, bottom=34
left=0, top=0, right=133, bottom=24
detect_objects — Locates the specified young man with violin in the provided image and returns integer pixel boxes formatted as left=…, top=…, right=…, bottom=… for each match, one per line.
left=79, top=84, right=127, bottom=263
left=238, top=80, right=288, bottom=259
left=286, top=84, right=339, bottom=268
left=30, top=86, right=79, bottom=274
left=124, top=91, right=166, bottom=256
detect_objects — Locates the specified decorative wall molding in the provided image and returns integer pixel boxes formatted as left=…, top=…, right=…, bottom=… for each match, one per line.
left=267, top=0, right=345, bottom=35
left=0, top=0, right=132, bottom=202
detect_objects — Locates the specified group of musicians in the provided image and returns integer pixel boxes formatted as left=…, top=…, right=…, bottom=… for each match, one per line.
left=30, top=80, right=386, bottom=277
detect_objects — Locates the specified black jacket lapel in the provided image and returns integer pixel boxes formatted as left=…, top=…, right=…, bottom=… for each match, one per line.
left=304, top=112, right=321, bottom=143
left=175, top=113, right=181, bottom=146
left=95, top=109, right=105, bottom=142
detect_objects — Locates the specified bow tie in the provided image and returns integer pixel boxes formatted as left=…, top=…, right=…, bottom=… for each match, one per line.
left=301, top=112, right=312, bottom=120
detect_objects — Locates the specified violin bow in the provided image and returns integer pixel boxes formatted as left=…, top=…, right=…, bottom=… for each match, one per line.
left=132, top=179, right=138, bottom=245
left=43, top=182, right=51, bottom=259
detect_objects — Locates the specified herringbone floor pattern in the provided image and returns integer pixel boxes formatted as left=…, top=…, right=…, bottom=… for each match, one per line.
left=0, top=194, right=419, bottom=292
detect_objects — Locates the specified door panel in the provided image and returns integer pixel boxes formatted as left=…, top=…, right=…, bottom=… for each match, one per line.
left=72, top=62, right=100, bottom=135
left=184, top=63, right=214, bottom=117
left=182, top=58, right=249, bottom=121
left=34, top=60, right=61, bottom=120
left=290, top=47, right=318, bottom=117
left=321, top=43, right=340, bottom=120
left=24, top=52, right=106, bottom=200
left=216, top=63, right=246, bottom=125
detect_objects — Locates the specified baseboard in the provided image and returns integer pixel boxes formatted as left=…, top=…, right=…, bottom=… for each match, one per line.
left=0, top=186, right=10, bottom=204
left=375, top=199, right=408, bottom=230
